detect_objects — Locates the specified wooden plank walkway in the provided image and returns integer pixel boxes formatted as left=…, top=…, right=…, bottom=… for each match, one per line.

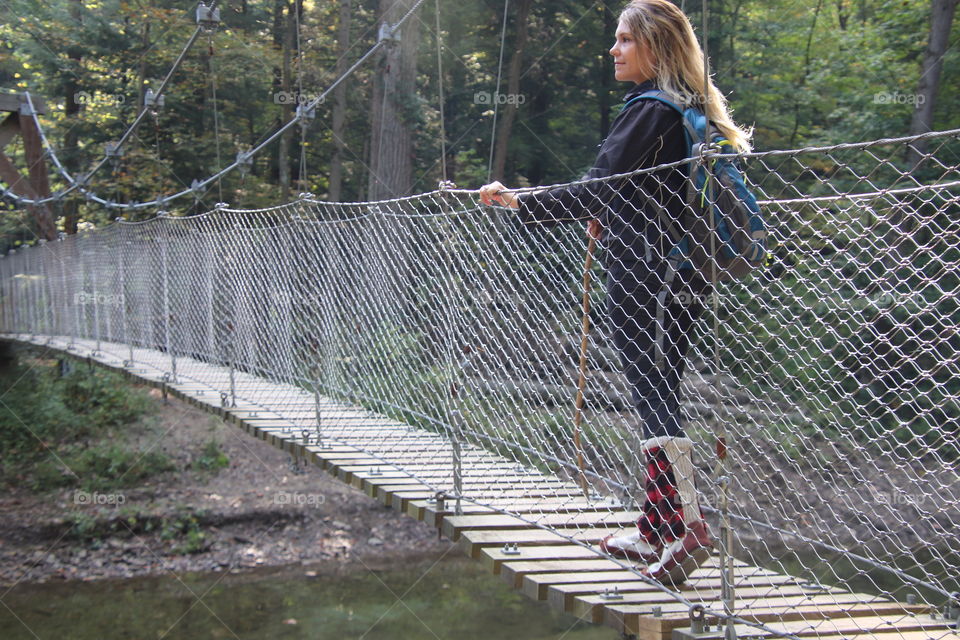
left=7, top=334, right=959, bottom=640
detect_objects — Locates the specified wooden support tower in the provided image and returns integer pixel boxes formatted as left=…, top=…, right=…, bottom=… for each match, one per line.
left=0, top=92, right=56, bottom=241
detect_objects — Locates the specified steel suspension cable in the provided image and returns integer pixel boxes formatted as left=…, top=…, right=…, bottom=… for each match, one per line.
left=486, top=0, right=509, bottom=182
left=209, top=32, right=224, bottom=204
left=434, top=0, right=448, bottom=184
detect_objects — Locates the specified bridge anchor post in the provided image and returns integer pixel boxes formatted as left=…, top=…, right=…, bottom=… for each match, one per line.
left=451, top=409, right=463, bottom=516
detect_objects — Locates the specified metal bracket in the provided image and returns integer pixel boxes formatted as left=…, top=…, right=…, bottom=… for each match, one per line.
left=671, top=605, right=712, bottom=640
left=378, top=22, right=400, bottom=43
left=287, top=452, right=305, bottom=475
left=600, top=586, right=624, bottom=601
left=145, top=88, right=165, bottom=110
left=236, top=152, right=253, bottom=177
left=948, top=592, right=960, bottom=627
left=296, top=103, right=316, bottom=123
left=196, top=2, right=220, bottom=30
left=501, top=543, right=521, bottom=556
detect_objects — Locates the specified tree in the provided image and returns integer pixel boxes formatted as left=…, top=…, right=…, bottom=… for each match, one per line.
left=490, top=0, right=532, bottom=182
left=367, top=0, right=421, bottom=201
left=328, top=0, right=351, bottom=202
left=907, top=0, right=959, bottom=168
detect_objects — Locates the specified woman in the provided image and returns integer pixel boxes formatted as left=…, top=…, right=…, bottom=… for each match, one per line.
left=478, top=0, right=752, bottom=585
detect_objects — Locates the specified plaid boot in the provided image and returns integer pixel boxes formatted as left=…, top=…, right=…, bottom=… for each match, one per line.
left=638, top=436, right=713, bottom=585
left=600, top=437, right=685, bottom=563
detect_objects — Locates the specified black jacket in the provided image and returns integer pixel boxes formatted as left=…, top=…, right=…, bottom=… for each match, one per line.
left=517, top=80, right=688, bottom=266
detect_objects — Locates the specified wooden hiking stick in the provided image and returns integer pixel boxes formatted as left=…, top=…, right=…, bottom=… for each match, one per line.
left=573, top=230, right=597, bottom=499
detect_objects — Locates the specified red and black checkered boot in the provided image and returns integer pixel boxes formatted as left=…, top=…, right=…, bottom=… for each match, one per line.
left=637, top=436, right=713, bottom=585
left=601, top=436, right=685, bottom=563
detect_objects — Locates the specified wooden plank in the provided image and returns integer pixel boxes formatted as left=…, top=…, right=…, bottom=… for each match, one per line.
left=414, top=497, right=621, bottom=526
left=547, top=572, right=799, bottom=613
left=501, top=558, right=644, bottom=589
left=441, top=511, right=644, bottom=541
left=377, top=479, right=580, bottom=505
left=388, top=487, right=587, bottom=512
left=579, top=591, right=899, bottom=627
left=611, top=608, right=947, bottom=639
left=332, top=460, right=517, bottom=484
left=339, top=462, right=518, bottom=486
left=458, top=526, right=633, bottom=557
left=482, top=544, right=615, bottom=575
left=518, top=555, right=767, bottom=601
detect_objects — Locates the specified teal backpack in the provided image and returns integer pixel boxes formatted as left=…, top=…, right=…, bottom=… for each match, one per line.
left=624, top=89, right=767, bottom=284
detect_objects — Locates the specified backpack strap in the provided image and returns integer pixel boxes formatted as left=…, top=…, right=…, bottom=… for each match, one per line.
left=623, top=90, right=696, bottom=370
left=622, top=90, right=702, bottom=149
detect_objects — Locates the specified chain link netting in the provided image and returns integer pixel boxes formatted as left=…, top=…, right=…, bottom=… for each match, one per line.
left=2, top=128, right=959, bottom=638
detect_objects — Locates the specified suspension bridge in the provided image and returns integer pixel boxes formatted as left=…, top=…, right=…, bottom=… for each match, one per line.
left=2, top=1, right=960, bottom=638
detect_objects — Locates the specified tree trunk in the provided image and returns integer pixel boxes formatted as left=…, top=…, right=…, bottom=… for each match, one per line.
left=19, top=113, right=56, bottom=241
left=836, top=0, right=849, bottom=30
left=789, top=0, right=824, bottom=147
left=62, top=0, right=83, bottom=234
left=367, top=0, right=421, bottom=201
left=491, top=0, right=532, bottom=182
left=278, top=0, right=295, bottom=200
left=328, top=0, right=351, bottom=202
left=906, top=0, right=958, bottom=169
left=138, top=21, right=150, bottom=113
left=599, top=3, right=615, bottom=139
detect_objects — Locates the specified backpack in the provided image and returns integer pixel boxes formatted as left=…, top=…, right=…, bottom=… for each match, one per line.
left=624, top=90, right=767, bottom=285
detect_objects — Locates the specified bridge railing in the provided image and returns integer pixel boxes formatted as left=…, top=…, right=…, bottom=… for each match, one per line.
left=2, top=128, right=959, bottom=637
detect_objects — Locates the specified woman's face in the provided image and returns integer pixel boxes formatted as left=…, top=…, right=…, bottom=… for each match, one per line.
left=609, top=19, right=655, bottom=84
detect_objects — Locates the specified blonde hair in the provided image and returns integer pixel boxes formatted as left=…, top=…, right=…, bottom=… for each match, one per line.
left=619, top=0, right=752, bottom=152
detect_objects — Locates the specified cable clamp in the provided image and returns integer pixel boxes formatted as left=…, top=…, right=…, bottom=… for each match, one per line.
left=378, top=22, right=400, bottom=43
left=196, top=3, right=221, bottom=30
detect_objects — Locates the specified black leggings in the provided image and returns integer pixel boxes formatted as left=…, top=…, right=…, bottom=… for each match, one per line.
left=605, top=261, right=706, bottom=440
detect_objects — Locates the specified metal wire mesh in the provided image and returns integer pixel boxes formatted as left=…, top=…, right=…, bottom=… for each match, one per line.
left=1, top=128, right=959, bottom=638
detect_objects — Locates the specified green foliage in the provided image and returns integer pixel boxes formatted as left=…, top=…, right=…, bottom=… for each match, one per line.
left=160, top=509, right=209, bottom=555
left=192, top=440, right=229, bottom=473
left=0, top=351, right=152, bottom=459
left=0, top=347, right=166, bottom=489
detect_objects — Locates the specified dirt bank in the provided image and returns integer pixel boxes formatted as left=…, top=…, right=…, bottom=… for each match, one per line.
left=0, top=386, right=453, bottom=586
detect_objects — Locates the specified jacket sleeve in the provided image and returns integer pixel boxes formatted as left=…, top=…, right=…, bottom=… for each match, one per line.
left=516, top=100, right=685, bottom=225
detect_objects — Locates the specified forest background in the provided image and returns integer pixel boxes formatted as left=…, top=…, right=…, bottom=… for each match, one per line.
left=0, top=0, right=957, bottom=249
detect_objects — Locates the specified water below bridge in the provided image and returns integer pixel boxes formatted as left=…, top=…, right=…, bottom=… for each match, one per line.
left=0, top=554, right=614, bottom=640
